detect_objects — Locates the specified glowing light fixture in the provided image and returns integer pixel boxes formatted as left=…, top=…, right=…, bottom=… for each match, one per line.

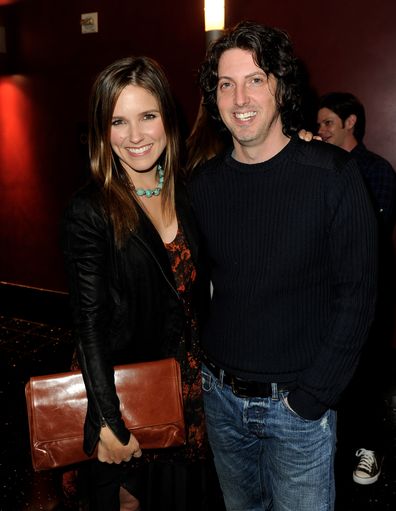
left=204, top=0, right=224, bottom=46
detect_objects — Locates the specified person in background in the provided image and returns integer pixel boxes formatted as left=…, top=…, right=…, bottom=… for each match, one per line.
left=318, top=91, right=396, bottom=485
left=317, top=92, right=396, bottom=229
left=62, top=55, right=221, bottom=511
left=186, top=100, right=231, bottom=171
left=188, top=21, right=378, bottom=511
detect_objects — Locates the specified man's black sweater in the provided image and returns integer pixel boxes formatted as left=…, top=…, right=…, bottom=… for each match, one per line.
left=189, top=137, right=377, bottom=419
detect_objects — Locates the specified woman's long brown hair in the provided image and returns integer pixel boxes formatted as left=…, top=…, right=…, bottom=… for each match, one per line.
left=88, top=56, right=181, bottom=246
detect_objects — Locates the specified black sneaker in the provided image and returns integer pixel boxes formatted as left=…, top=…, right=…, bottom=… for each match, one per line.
left=353, top=449, right=382, bottom=485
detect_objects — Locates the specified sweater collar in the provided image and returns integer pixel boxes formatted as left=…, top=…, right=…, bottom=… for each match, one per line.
left=225, top=136, right=297, bottom=172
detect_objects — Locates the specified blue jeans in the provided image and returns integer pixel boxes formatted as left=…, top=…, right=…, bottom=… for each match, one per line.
left=202, top=363, right=337, bottom=511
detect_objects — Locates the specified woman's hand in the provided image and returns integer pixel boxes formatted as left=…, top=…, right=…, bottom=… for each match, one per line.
left=298, top=129, right=323, bottom=142
left=98, top=425, right=142, bottom=464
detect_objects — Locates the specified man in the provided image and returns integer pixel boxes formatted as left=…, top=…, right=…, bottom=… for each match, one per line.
left=317, top=92, right=396, bottom=229
left=318, top=92, right=396, bottom=485
left=189, top=21, right=378, bottom=510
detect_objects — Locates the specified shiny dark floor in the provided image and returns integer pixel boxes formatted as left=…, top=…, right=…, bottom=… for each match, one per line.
left=1, top=314, right=396, bottom=510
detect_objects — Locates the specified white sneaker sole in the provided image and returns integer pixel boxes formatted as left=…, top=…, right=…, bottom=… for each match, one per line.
left=353, top=471, right=381, bottom=485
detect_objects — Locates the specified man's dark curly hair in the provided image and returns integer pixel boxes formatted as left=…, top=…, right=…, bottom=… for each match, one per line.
left=199, top=21, right=304, bottom=137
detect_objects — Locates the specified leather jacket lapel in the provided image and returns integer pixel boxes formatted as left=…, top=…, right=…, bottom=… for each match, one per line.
left=133, top=205, right=178, bottom=295
left=129, top=184, right=200, bottom=296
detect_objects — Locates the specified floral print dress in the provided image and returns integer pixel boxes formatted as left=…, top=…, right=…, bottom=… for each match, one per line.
left=163, top=226, right=207, bottom=462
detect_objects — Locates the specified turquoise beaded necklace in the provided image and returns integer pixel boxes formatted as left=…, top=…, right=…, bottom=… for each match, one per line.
left=134, top=164, right=165, bottom=198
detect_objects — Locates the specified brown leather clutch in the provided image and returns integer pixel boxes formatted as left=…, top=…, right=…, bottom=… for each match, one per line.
left=25, top=357, right=185, bottom=471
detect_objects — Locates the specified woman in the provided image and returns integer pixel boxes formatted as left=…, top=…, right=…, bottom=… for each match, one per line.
left=62, top=56, right=213, bottom=511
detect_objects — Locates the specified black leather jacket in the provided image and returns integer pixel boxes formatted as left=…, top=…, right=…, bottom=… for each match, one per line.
left=62, top=181, right=208, bottom=455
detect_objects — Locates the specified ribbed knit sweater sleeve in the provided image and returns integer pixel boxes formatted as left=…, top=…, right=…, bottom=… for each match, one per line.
left=189, top=137, right=378, bottom=420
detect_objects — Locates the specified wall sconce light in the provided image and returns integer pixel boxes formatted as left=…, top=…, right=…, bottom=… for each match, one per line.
left=204, top=0, right=224, bottom=47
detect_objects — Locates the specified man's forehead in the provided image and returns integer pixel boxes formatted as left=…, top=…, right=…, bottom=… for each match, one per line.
left=318, top=108, right=340, bottom=121
left=218, top=48, right=264, bottom=75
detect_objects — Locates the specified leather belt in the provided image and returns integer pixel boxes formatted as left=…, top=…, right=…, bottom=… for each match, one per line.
left=203, top=357, right=294, bottom=398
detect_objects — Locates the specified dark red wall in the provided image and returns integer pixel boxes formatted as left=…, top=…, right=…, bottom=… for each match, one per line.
left=1, top=0, right=396, bottom=291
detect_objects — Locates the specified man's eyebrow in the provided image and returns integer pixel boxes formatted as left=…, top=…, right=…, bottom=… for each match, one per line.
left=218, top=70, right=267, bottom=81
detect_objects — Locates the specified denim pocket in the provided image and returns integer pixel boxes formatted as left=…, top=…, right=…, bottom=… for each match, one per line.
left=281, top=393, right=328, bottom=423
left=280, top=393, right=314, bottom=422
left=201, top=364, right=216, bottom=393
